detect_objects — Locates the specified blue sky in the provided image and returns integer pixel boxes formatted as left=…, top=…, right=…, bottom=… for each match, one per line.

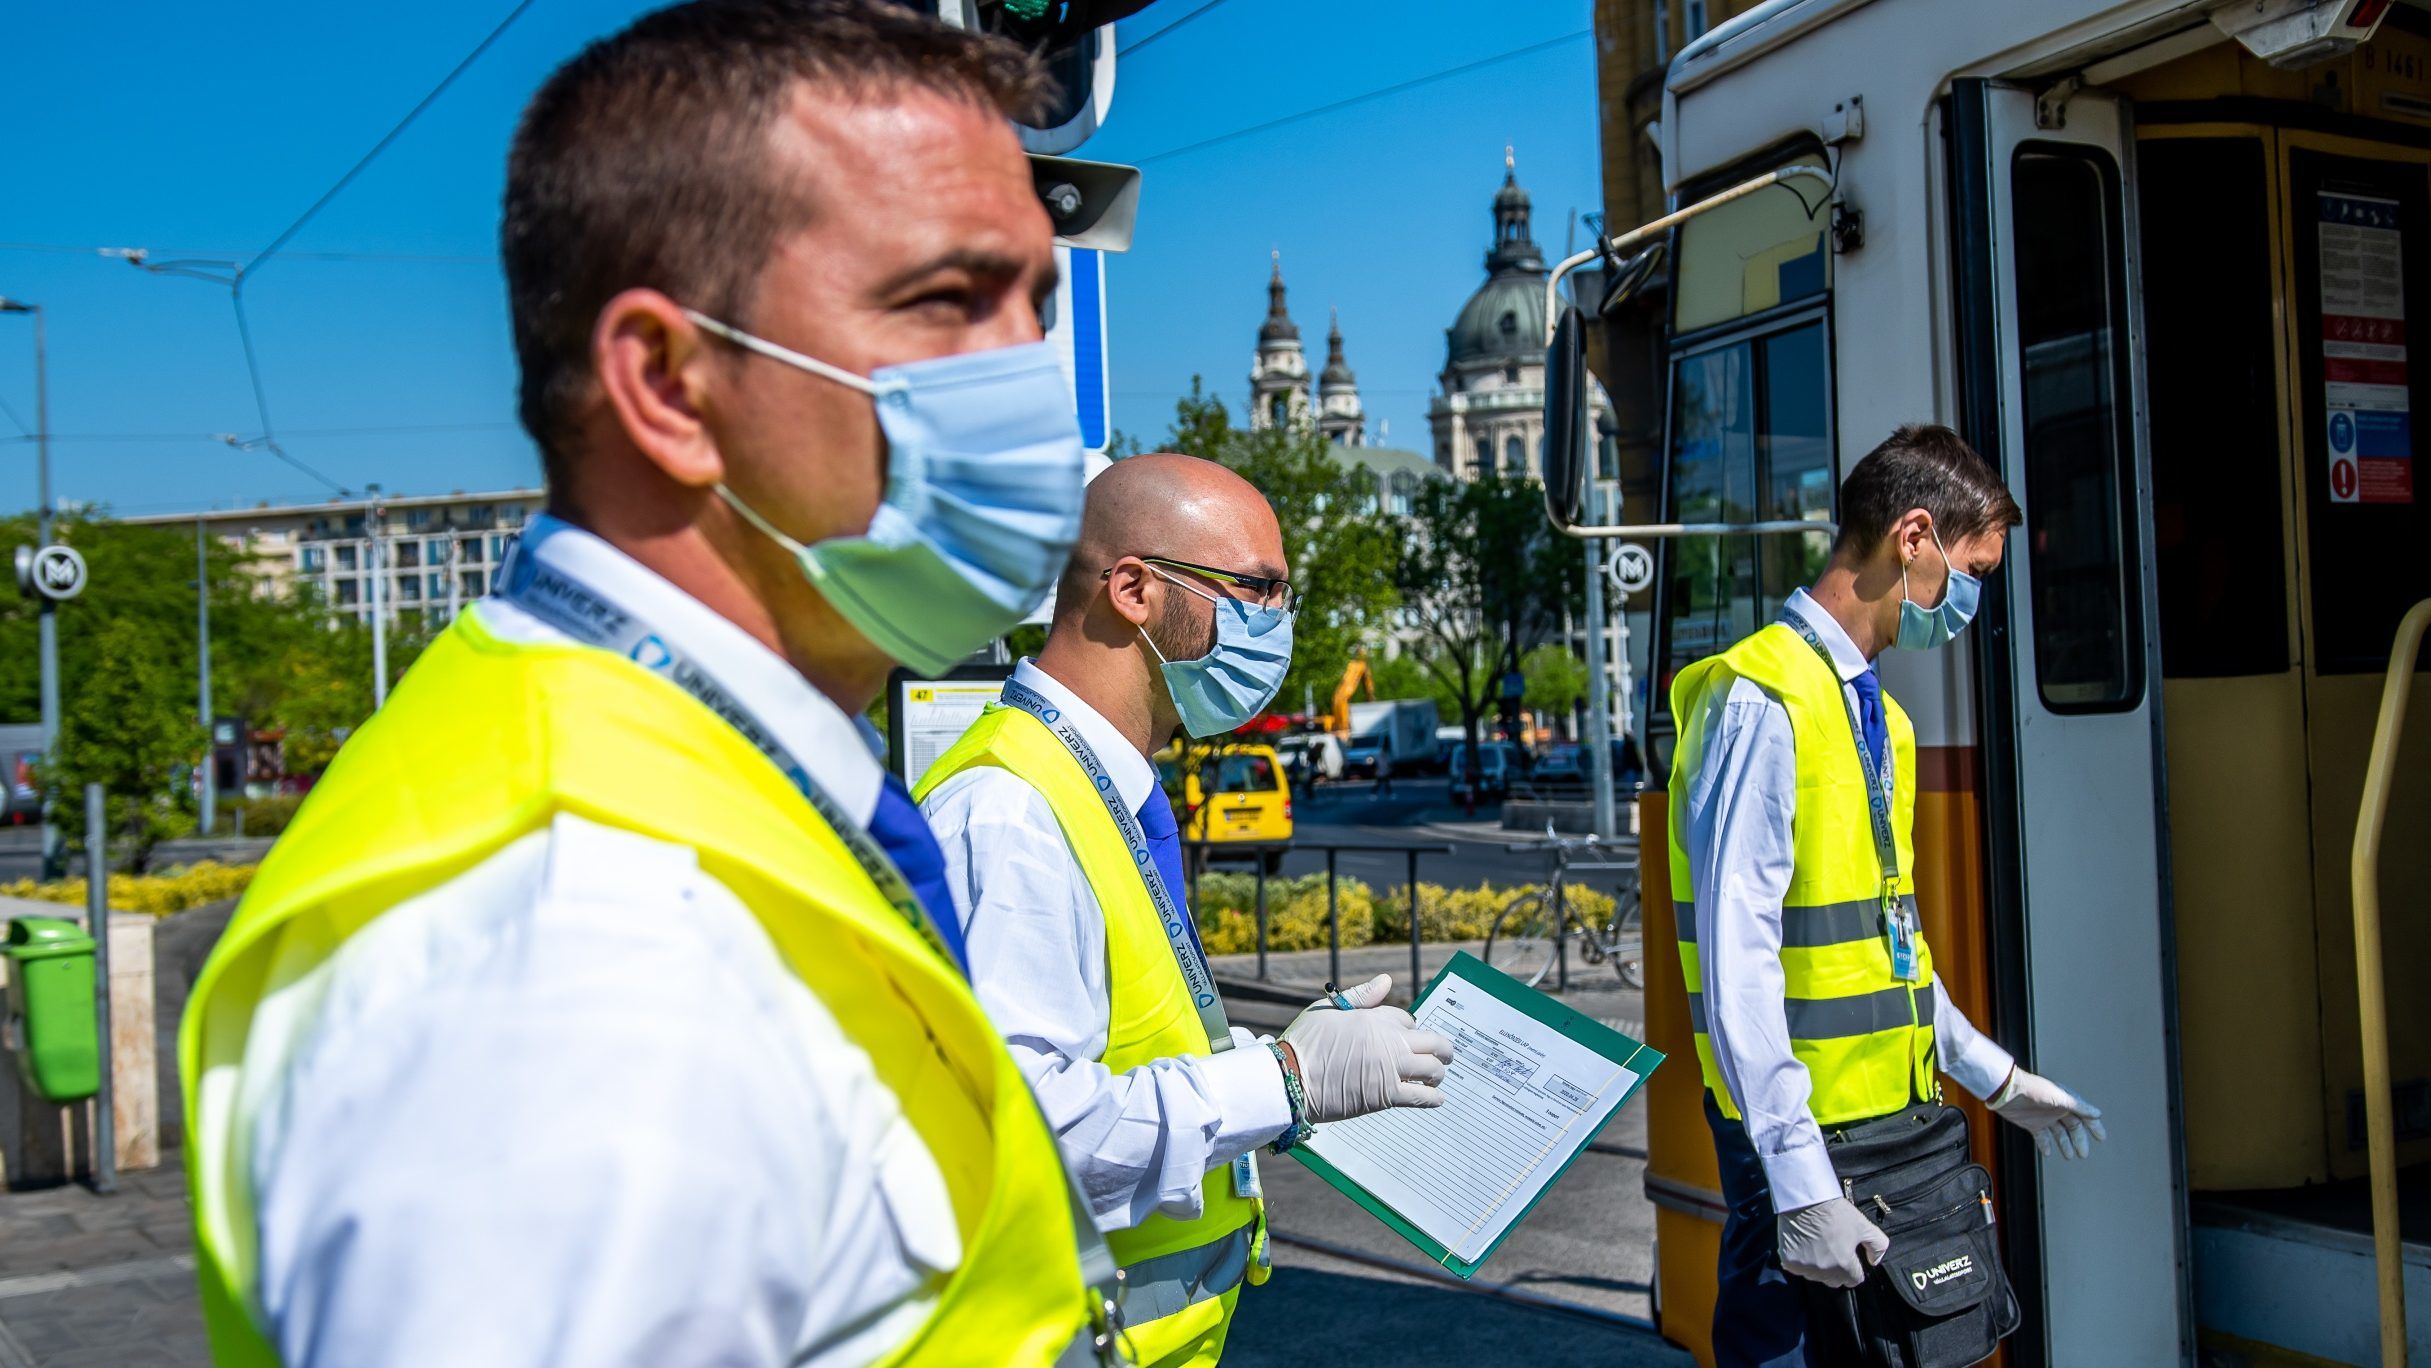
left=1, top=1, right=1601, bottom=517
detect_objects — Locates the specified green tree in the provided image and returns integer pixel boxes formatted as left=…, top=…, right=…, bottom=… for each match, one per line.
left=0, top=513, right=441, bottom=816
left=1521, top=641, right=1589, bottom=724
left=1396, top=477, right=1581, bottom=766
left=1144, top=380, right=1405, bottom=719
left=48, top=617, right=199, bottom=871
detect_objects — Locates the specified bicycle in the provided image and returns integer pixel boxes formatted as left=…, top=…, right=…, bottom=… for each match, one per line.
left=1482, top=824, right=1644, bottom=990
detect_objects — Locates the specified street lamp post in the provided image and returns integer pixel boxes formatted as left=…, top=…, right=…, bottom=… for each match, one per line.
left=365, top=483, right=388, bottom=709
left=196, top=519, right=214, bottom=836
left=1, top=299, right=63, bottom=879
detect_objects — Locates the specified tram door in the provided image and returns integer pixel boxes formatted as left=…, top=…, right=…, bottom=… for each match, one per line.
left=1946, top=81, right=2188, bottom=1366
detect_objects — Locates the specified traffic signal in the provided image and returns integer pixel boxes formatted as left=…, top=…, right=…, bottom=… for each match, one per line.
left=915, top=0, right=1159, bottom=152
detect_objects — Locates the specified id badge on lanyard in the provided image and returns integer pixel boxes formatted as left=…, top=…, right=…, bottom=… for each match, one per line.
left=1232, top=1151, right=1262, bottom=1200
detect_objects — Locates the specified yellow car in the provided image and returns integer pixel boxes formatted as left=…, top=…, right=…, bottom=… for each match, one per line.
left=1155, top=742, right=1293, bottom=875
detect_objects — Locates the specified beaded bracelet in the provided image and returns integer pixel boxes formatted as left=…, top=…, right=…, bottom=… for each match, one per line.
left=1267, top=1041, right=1316, bottom=1153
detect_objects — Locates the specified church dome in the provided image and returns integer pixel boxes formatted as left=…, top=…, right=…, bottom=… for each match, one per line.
left=1445, top=274, right=1547, bottom=368
left=1446, top=152, right=1547, bottom=368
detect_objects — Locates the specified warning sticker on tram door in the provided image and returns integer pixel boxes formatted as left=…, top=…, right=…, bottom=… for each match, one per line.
left=2319, top=190, right=2413, bottom=505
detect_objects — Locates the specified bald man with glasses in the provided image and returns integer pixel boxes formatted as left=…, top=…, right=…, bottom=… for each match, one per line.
left=917, top=453, right=1451, bottom=1368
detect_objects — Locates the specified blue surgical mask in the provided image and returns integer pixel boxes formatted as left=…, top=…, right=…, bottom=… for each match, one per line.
left=1139, top=565, right=1295, bottom=738
left=1895, top=526, right=1981, bottom=651
left=687, top=310, right=1085, bottom=676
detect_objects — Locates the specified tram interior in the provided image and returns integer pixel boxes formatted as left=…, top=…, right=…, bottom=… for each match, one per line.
left=2117, top=24, right=2431, bottom=1361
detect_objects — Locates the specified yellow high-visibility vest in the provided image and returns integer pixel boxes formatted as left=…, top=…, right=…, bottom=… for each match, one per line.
left=919, top=704, right=1268, bottom=1368
left=180, top=612, right=1097, bottom=1366
left=1666, top=621, right=1939, bottom=1126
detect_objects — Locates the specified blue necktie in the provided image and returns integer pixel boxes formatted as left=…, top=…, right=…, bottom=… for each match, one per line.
left=866, top=773, right=970, bottom=975
left=1851, top=668, right=1889, bottom=784
left=1134, top=784, right=1210, bottom=959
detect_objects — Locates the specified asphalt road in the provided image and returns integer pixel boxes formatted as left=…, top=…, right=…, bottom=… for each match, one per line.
left=1200, top=775, right=1640, bottom=894
left=0, top=827, right=274, bottom=881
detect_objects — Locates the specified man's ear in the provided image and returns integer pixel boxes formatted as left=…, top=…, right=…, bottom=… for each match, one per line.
left=1104, top=557, right=1155, bottom=628
left=1891, top=507, right=1935, bottom=566
left=593, top=289, right=725, bottom=489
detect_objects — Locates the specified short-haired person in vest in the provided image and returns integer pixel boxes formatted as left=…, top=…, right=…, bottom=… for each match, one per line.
left=179, top=3, right=1123, bottom=1363
left=1668, top=425, right=2108, bottom=1367
left=918, top=453, right=1456, bottom=1367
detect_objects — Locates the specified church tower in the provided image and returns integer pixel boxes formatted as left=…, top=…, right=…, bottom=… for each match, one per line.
left=1249, top=251, right=1310, bottom=433
left=1316, top=309, right=1366, bottom=446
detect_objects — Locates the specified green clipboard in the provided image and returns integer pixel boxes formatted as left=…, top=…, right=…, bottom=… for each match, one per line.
left=1285, top=950, right=1664, bottom=1280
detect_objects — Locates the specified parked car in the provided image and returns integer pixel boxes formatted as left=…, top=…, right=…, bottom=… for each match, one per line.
left=1533, top=743, right=1586, bottom=783
left=1157, top=743, right=1293, bottom=875
left=1, top=749, right=41, bottom=826
left=1449, top=741, right=1524, bottom=802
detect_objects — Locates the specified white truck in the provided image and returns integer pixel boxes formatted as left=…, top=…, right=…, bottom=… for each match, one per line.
left=1345, top=699, right=1441, bottom=777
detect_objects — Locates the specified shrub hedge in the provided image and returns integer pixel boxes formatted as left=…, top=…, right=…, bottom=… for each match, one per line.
left=0, top=860, right=256, bottom=916
left=1191, top=875, right=1615, bottom=954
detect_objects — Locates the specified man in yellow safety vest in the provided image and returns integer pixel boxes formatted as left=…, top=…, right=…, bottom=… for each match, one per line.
left=918, top=453, right=1455, bottom=1366
left=1667, top=424, right=2108, bottom=1367
left=179, top=2, right=1122, bottom=1362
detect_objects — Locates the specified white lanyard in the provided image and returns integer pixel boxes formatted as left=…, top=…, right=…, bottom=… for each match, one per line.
left=998, top=678, right=1235, bottom=1055
left=495, top=548, right=962, bottom=969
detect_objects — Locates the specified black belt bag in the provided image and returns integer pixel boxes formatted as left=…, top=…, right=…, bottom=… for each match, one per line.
left=1803, top=1102, right=2021, bottom=1368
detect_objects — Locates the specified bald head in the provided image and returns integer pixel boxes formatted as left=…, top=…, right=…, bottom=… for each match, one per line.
left=1053, top=453, right=1287, bottom=627
left=1035, top=452, right=1290, bottom=752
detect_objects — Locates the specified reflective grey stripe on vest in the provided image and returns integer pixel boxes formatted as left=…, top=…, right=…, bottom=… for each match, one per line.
left=1674, top=896, right=1910, bottom=949
left=1686, top=983, right=1931, bottom=1040
left=1118, top=1224, right=1253, bottom=1325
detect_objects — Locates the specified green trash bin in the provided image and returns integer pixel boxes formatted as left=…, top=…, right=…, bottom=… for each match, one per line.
left=3, top=916, right=99, bottom=1103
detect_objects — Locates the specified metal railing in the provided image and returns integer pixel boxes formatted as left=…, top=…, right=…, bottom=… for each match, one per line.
left=2352, top=596, right=2429, bottom=1368
left=1184, top=839, right=1455, bottom=990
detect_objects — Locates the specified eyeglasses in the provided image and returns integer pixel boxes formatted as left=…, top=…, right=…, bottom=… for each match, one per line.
left=1104, top=556, right=1299, bottom=613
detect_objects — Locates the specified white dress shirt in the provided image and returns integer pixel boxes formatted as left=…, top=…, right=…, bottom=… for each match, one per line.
left=1679, top=588, right=2015, bottom=1213
left=244, top=515, right=955, bottom=1367
left=921, top=661, right=1294, bottom=1233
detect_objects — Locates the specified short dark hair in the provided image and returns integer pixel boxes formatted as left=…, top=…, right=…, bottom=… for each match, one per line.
left=502, top=0, right=1052, bottom=482
left=1832, top=423, right=2022, bottom=555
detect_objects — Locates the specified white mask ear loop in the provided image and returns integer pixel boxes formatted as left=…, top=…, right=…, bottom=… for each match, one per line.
left=715, top=484, right=810, bottom=556
left=683, top=309, right=888, bottom=397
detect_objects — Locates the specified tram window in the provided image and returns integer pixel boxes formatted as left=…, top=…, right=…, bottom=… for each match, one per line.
left=1658, top=319, right=1835, bottom=683
left=2140, top=138, right=2288, bottom=679
left=1674, top=179, right=1830, bottom=334
left=2012, top=147, right=2144, bottom=712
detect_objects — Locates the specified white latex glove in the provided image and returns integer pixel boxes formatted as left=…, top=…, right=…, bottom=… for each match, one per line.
left=1990, top=1067, right=2108, bottom=1160
left=1278, top=974, right=1455, bottom=1123
left=1777, top=1197, right=1890, bottom=1289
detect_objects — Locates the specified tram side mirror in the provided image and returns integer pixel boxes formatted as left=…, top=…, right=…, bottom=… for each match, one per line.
left=1598, top=240, right=1666, bottom=320
left=1543, top=303, right=1591, bottom=530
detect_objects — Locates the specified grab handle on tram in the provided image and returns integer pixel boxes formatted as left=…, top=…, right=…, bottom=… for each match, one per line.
left=2352, top=596, right=2430, bottom=1368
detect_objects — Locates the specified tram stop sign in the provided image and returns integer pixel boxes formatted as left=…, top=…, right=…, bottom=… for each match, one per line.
left=1607, top=542, right=1656, bottom=599
left=14, top=545, right=86, bottom=603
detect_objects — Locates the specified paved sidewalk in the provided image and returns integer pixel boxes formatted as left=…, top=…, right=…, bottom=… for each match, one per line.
left=0, top=1165, right=204, bottom=1367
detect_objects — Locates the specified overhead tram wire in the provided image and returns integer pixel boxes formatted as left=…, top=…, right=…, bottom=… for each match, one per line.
left=118, top=0, right=541, bottom=497
left=1118, top=0, right=1232, bottom=57
left=1133, top=27, right=1591, bottom=166
left=1, top=242, right=495, bottom=265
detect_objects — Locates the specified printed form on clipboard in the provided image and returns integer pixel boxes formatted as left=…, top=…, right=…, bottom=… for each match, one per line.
left=1291, top=951, right=1662, bottom=1278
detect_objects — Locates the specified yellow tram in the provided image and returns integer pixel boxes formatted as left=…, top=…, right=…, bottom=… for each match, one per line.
left=1544, top=1, right=2431, bottom=1361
